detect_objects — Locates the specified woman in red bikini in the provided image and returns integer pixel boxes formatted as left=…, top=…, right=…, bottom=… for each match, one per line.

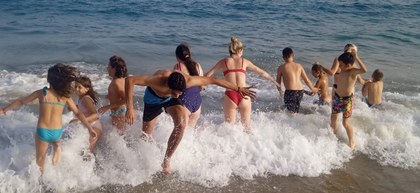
left=206, top=37, right=280, bottom=130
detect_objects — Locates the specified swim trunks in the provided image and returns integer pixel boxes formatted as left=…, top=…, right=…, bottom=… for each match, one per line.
left=110, top=105, right=127, bottom=116
left=284, top=90, right=304, bottom=113
left=143, top=87, right=183, bottom=121
left=332, top=93, right=353, bottom=118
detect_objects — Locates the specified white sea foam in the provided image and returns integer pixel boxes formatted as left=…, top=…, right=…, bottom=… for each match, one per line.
left=0, top=68, right=419, bottom=192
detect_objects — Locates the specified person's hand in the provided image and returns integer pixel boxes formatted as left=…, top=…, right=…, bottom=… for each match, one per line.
left=98, top=106, right=108, bottom=114
left=238, top=86, right=256, bottom=100
left=125, top=108, right=136, bottom=125
left=303, top=90, right=315, bottom=96
left=350, top=49, right=359, bottom=59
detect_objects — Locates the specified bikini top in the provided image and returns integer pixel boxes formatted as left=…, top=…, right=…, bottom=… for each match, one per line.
left=39, top=87, right=66, bottom=107
left=223, top=58, right=247, bottom=76
left=77, top=95, right=94, bottom=115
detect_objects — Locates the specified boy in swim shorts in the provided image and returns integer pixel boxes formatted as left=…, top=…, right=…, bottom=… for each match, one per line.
left=330, top=51, right=367, bottom=150
left=276, top=47, right=318, bottom=114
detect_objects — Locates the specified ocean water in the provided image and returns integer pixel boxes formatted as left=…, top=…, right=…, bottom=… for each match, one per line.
left=0, top=0, right=419, bottom=192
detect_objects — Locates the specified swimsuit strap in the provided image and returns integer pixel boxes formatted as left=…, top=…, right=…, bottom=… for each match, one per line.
left=40, top=86, right=66, bottom=106
left=223, top=57, right=247, bottom=76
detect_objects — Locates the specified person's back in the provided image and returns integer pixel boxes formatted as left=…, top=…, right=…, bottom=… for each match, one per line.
left=277, top=47, right=316, bottom=114
left=363, top=69, right=384, bottom=107
left=280, top=61, right=305, bottom=90
left=223, top=56, right=248, bottom=87
left=38, top=87, right=68, bottom=129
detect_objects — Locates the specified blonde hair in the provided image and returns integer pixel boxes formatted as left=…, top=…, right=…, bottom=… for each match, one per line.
left=229, top=37, right=243, bottom=55
left=344, top=43, right=357, bottom=52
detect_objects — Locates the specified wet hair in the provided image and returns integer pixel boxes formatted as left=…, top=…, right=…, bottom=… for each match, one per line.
left=175, top=44, right=199, bottom=76
left=109, top=55, right=128, bottom=78
left=229, top=37, right=243, bottom=55
left=372, top=69, right=384, bottom=82
left=338, top=52, right=355, bottom=65
left=282, top=47, right=294, bottom=59
left=167, top=72, right=186, bottom=92
left=47, top=63, right=78, bottom=98
left=75, top=76, right=99, bottom=104
left=311, top=62, right=323, bottom=72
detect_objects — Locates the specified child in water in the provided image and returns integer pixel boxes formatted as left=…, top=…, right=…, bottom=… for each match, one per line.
left=309, top=62, right=331, bottom=105
left=0, top=63, right=97, bottom=174
left=70, top=76, right=102, bottom=152
left=362, top=69, right=384, bottom=108
left=98, top=56, right=128, bottom=134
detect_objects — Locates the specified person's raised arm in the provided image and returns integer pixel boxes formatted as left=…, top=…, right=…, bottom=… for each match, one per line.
left=322, top=58, right=339, bottom=76
left=0, top=90, right=40, bottom=115
left=247, top=62, right=281, bottom=87
left=352, top=51, right=368, bottom=75
left=67, top=98, right=97, bottom=138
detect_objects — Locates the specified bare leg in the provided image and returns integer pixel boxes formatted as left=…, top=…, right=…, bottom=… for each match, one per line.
left=162, top=105, right=188, bottom=176
left=187, top=107, right=201, bottom=128
left=223, top=95, right=237, bottom=124
left=238, top=97, right=252, bottom=131
left=112, top=115, right=126, bottom=135
left=330, top=113, right=339, bottom=135
left=52, top=140, right=61, bottom=165
left=142, top=117, right=159, bottom=136
left=89, top=125, right=102, bottom=152
left=35, top=135, right=49, bottom=174
left=342, top=117, right=355, bottom=150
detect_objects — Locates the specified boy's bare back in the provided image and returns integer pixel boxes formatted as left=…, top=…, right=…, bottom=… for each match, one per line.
left=278, top=62, right=306, bottom=90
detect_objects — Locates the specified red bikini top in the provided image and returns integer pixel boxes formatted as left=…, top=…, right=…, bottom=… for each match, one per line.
left=223, top=58, right=247, bottom=76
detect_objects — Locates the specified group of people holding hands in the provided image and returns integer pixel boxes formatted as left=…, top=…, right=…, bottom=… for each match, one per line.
left=0, top=37, right=383, bottom=176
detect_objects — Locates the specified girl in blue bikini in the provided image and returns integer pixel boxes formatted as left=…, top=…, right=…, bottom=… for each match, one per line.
left=0, top=63, right=97, bottom=174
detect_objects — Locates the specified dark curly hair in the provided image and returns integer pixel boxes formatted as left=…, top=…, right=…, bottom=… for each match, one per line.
left=47, top=63, right=78, bottom=98
left=109, top=55, right=128, bottom=78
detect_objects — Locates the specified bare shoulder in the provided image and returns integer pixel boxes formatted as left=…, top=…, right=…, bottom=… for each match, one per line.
left=154, top=69, right=172, bottom=76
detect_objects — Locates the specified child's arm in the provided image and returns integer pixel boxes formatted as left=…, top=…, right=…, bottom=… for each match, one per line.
left=67, top=98, right=97, bottom=138
left=321, top=58, right=339, bottom=76
left=301, top=66, right=318, bottom=93
left=247, top=62, right=281, bottom=87
left=0, top=90, right=40, bottom=115
left=352, top=51, right=368, bottom=75
left=186, top=76, right=256, bottom=99
left=276, top=66, right=283, bottom=95
left=362, top=82, right=369, bottom=98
